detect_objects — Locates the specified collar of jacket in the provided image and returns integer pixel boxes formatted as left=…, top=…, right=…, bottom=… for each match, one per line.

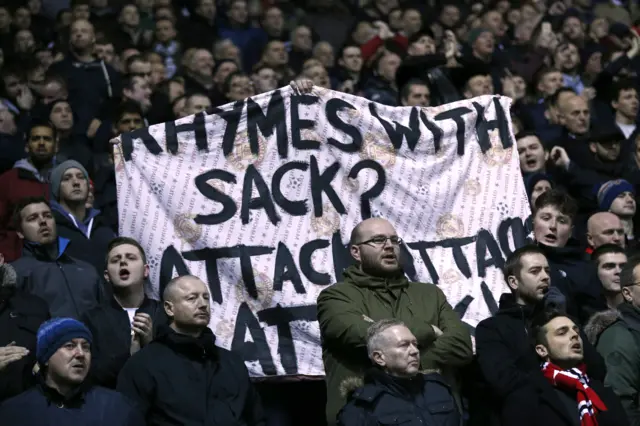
left=497, top=293, right=543, bottom=318
left=37, top=377, right=91, bottom=408
left=342, top=265, right=409, bottom=289
left=537, top=240, right=585, bottom=263
left=23, top=237, right=71, bottom=262
left=618, top=303, right=640, bottom=333
left=155, top=324, right=218, bottom=361
left=108, top=294, right=155, bottom=312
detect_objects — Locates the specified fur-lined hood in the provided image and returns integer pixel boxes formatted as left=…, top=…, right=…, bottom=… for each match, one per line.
left=0, top=262, right=17, bottom=289
left=339, top=368, right=442, bottom=400
left=584, top=309, right=622, bottom=345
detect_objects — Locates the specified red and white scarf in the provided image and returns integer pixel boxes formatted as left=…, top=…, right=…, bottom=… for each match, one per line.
left=541, top=362, right=608, bottom=426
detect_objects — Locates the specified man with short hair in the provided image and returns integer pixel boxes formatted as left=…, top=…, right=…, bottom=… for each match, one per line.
left=183, top=93, right=211, bottom=116
left=528, top=311, right=627, bottom=425
left=49, top=160, right=115, bottom=272
left=471, top=245, right=605, bottom=426
left=11, top=197, right=104, bottom=319
left=611, top=78, right=638, bottom=138
left=0, top=317, right=144, bottom=425
left=82, top=237, right=162, bottom=389
left=122, top=74, right=152, bottom=115
left=48, top=19, right=120, bottom=132
left=337, top=319, right=460, bottom=426
left=517, top=132, right=547, bottom=175
left=317, top=218, right=472, bottom=425
left=117, top=275, right=265, bottom=425
left=0, top=120, right=56, bottom=262
left=251, top=66, right=278, bottom=95
left=362, top=51, right=402, bottom=106
left=400, top=79, right=430, bottom=107
left=591, top=244, right=626, bottom=309
left=127, top=55, right=153, bottom=86
left=586, top=255, right=640, bottom=424
left=586, top=212, right=625, bottom=251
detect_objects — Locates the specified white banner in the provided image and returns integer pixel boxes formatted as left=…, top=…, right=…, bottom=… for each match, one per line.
left=114, top=87, right=531, bottom=377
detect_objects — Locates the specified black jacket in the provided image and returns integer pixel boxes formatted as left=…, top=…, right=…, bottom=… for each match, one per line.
left=0, top=382, right=145, bottom=426
left=82, top=296, right=165, bottom=389
left=11, top=237, right=106, bottom=319
left=116, top=325, right=265, bottom=426
left=513, top=373, right=630, bottom=426
left=51, top=204, right=115, bottom=273
left=337, top=369, right=460, bottom=426
left=539, top=242, right=607, bottom=324
left=0, top=285, right=49, bottom=401
left=469, top=294, right=606, bottom=426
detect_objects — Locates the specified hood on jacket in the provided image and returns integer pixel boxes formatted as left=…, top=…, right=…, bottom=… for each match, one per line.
left=584, top=309, right=622, bottom=345
left=50, top=201, right=101, bottom=238
left=13, top=158, right=53, bottom=183
left=342, top=265, right=409, bottom=289
left=154, top=324, right=218, bottom=361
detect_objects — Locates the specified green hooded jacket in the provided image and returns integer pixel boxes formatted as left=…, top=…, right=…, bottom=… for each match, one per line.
left=317, top=265, right=473, bottom=425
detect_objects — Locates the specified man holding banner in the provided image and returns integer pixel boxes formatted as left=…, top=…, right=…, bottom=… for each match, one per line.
left=317, top=217, right=473, bottom=424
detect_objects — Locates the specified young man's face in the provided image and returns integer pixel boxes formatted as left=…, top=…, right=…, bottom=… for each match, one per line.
left=535, top=316, right=583, bottom=366
left=18, top=202, right=56, bottom=244
left=533, top=205, right=572, bottom=247
left=596, top=252, right=626, bottom=293
left=517, top=135, right=547, bottom=173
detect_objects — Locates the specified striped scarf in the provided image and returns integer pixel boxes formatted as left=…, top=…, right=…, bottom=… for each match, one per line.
left=541, top=362, right=607, bottom=426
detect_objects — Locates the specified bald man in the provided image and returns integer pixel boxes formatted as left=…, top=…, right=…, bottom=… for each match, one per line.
left=117, top=275, right=265, bottom=426
left=317, top=218, right=472, bottom=425
left=48, top=19, right=121, bottom=132
left=558, top=94, right=590, bottom=136
left=587, top=212, right=626, bottom=251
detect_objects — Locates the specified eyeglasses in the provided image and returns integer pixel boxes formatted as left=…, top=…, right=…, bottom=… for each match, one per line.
left=355, top=236, right=403, bottom=246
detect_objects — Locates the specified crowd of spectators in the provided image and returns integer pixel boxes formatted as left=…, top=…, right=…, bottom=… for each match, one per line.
left=1, top=0, right=640, bottom=424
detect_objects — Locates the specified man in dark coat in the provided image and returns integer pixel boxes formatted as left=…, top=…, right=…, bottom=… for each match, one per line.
left=11, top=197, right=105, bottom=319
left=83, top=237, right=163, bottom=389
left=317, top=218, right=472, bottom=425
left=337, top=319, right=460, bottom=426
left=117, top=275, right=265, bottom=426
left=470, top=245, right=606, bottom=426
left=49, top=160, right=115, bottom=273
left=0, top=317, right=144, bottom=425
left=0, top=258, right=49, bottom=401
left=525, top=310, right=629, bottom=426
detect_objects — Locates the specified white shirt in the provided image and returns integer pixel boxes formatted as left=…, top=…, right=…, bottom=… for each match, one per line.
left=124, top=308, right=137, bottom=326
left=617, top=122, right=636, bottom=139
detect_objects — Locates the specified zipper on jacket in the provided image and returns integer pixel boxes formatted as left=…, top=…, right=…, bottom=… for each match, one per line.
left=58, top=262, right=81, bottom=318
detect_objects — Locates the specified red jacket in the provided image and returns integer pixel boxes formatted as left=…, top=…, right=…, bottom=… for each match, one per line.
left=0, top=164, right=50, bottom=262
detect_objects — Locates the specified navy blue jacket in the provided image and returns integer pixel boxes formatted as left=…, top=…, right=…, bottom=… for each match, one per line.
left=0, top=383, right=145, bottom=426
left=117, top=325, right=265, bottom=426
left=337, top=369, right=460, bottom=426
left=12, top=237, right=106, bottom=319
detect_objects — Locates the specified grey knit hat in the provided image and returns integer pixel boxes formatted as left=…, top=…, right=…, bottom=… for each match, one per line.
left=50, top=160, right=89, bottom=200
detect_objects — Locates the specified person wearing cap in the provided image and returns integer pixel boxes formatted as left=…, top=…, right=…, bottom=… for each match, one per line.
left=597, top=179, right=637, bottom=244
left=10, top=196, right=104, bottom=319
left=49, top=160, right=115, bottom=273
left=0, top=254, right=50, bottom=402
left=0, top=318, right=144, bottom=425
left=524, top=172, right=554, bottom=208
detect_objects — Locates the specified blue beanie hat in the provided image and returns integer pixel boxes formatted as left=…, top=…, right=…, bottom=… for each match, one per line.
left=50, top=160, right=90, bottom=201
left=525, top=173, right=555, bottom=202
left=36, top=318, right=93, bottom=366
left=596, top=179, right=635, bottom=211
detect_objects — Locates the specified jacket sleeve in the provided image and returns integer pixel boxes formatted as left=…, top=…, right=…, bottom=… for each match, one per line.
left=124, top=402, right=147, bottom=426
left=316, top=287, right=369, bottom=351
left=420, top=288, right=473, bottom=368
left=474, top=319, right=532, bottom=398
left=116, top=357, right=154, bottom=417
left=598, top=326, right=640, bottom=426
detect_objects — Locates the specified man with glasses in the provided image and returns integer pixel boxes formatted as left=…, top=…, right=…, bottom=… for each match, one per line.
left=586, top=254, right=640, bottom=423
left=317, top=217, right=473, bottom=426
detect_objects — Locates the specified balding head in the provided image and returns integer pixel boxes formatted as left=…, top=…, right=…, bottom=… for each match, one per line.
left=559, top=94, right=590, bottom=134
left=163, top=275, right=211, bottom=335
left=70, top=19, right=95, bottom=52
left=587, top=212, right=625, bottom=249
left=349, top=218, right=402, bottom=277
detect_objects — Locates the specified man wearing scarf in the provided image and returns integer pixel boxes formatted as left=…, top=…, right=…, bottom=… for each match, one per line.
left=529, top=309, right=629, bottom=426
